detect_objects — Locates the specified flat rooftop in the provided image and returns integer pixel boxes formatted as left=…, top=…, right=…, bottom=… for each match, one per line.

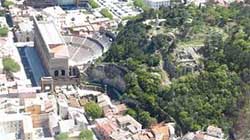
left=35, top=17, right=69, bottom=58
left=37, top=20, right=63, bottom=45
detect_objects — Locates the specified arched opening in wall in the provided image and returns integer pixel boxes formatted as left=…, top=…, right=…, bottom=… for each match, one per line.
left=75, top=67, right=80, bottom=78
left=72, top=67, right=80, bottom=78
left=61, top=70, right=65, bottom=76
left=54, top=70, right=59, bottom=77
left=69, top=67, right=72, bottom=76
left=44, top=84, right=52, bottom=92
left=26, top=37, right=30, bottom=42
left=73, top=68, right=76, bottom=76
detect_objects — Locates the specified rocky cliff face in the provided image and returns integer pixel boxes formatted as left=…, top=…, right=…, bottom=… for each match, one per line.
left=86, top=63, right=127, bottom=92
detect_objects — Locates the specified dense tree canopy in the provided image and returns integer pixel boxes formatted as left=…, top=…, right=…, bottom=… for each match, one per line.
left=162, top=65, right=241, bottom=131
left=98, top=1, right=250, bottom=134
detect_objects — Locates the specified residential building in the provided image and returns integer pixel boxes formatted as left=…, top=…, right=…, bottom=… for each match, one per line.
left=181, top=126, right=225, bottom=140
left=0, top=113, right=34, bottom=140
left=24, top=93, right=57, bottom=128
left=143, top=0, right=171, bottom=9
left=48, top=112, right=60, bottom=136
left=151, top=123, right=170, bottom=140
left=206, top=126, right=224, bottom=139
left=116, top=115, right=142, bottom=134
left=15, top=20, right=34, bottom=42
left=95, top=115, right=143, bottom=140
left=95, top=118, right=118, bottom=140
left=59, top=119, right=75, bottom=133
left=68, top=108, right=88, bottom=129
left=58, top=97, right=69, bottom=119
left=0, top=98, right=20, bottom=113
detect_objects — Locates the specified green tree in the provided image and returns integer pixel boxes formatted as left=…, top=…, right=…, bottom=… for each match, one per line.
left=3, top=57, right=20, bottom=73
left=84, top=101, right=102, bottom=119
left=147, top=54, right=160, bottom=67
left=3, top=0, right=14, bottom=8
left=240, top=68, right=250, bottom=83
left=56, top=133, right=69, bottom=140
left=94, top=2, right=249, bottom=133
left=88, top=0, right=99, bottom=8
left=0, top=27, right=8, bottom=37
left=134, top=0, right=149, bottom=10
left=100, top=8, right=113, bottom=19
left=204, top=32, right=225, bottom=62
left=126, top=108, right=137, bottom=118
left=79, top=129, right=93, bottom=140
left=163, top=65, right=241, bottom=132
left=138, top=111, right=157, bottom=128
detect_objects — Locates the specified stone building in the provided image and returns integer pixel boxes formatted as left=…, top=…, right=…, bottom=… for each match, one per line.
left=33, top=15, right=74, bottom=79
left=174, top=47, right=203, bottom=77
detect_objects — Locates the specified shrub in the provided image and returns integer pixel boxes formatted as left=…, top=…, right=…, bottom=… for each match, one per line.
left=3, top=0, right=14, bottom=8
left=100, top=8, right=113, bottom=19
left=79, top=129, right=93, bottom=140
left=0, top=27, right=8, bottom=37
left=55, top=133, right=69, bottom=140
left=84, top=101, right=102, bottom=119
left=3, top=57, right=20, bottom=73
left=89, top=0, right=99, bottom=8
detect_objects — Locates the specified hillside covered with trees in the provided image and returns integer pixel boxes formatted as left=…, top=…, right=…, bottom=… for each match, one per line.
left=87, top=2, right=250, bottom=138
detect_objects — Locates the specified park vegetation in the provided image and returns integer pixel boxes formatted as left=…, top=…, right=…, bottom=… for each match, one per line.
left=134, top=0, right=149, bottom=10
left=86, top=1, right=250, bottom=137
left=3, top=0, right=14, bottom=8
left=84, top=101, right=102, bottom=119
left=0, top=27, right=8, bottom=37
left=88, top=0, right=99, bottom=9
left=100, top=8, right=113, bottom=19
left=55, top=133, right=69, bottom=140
left=3, top=57, right=20, bottom=73
left=79, top=129, right=93, bottom=140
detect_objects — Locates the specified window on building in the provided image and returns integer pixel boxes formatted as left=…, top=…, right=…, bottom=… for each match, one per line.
left=61, top=70, right=65, bottom=76
left=73, top=68, right=76, bottom=76
left=54, top=70, right=59, bottom=77
left=69, top=67, right=72, bottom=76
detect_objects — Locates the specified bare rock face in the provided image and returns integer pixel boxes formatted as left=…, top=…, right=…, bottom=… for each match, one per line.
left=86, top=63, right=127, bottom=92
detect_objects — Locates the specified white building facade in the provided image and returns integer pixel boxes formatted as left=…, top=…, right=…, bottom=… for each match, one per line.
left=0, top=114, right=34, bottom=140
left=15, top=21, right=34, bottom=42
left=144, top=0, right=171, bottom=9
